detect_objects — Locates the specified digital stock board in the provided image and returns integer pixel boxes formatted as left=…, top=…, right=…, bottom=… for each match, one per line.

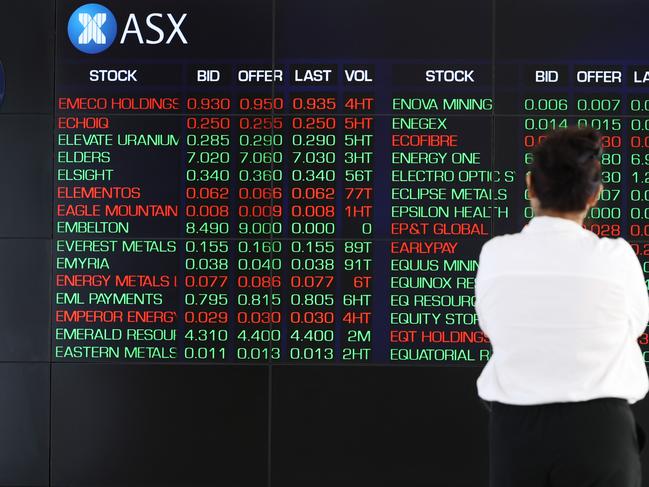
left=2, top=1, right=649, bottom=486
left=50, top=0, right=649, bottom=366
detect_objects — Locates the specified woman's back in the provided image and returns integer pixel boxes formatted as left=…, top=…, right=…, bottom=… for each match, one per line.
left=476, top=215, right=649, bottom=405
left=479, top=127, right=648, bottom=487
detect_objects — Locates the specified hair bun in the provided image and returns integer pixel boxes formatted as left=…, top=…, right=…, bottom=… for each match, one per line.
left=530, top=127, right=602, bottom=212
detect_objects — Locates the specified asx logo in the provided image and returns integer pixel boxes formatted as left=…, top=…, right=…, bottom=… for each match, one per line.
left=68, top=3, right=188, bottom=54
left=68, top=4, right=117, bottom=54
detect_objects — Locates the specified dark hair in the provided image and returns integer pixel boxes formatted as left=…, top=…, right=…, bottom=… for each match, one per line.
left=530, top=127, right=603, bottom=212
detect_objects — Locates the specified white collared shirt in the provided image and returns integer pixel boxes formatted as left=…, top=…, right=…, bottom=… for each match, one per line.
left=476, top=216, right=649, bottom=405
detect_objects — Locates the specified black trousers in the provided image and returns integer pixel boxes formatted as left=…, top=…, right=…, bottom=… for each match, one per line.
left=487, top=398, right=643, bottom=487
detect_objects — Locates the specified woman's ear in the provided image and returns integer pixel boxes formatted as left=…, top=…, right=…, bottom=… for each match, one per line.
left=525, top=171, right=536, bottom=198
left=586, top=183, right=603, bottom=209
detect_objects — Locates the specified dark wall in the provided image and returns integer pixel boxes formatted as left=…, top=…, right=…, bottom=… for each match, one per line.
left=0, top=1, right=53, bottom=486
left=1, top=1, right=649, bottom=486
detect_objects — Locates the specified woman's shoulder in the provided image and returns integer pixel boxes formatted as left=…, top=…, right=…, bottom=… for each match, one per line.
left=478, top=231, right=635, bottom=264
left=479, top=232, right=524, bottom=253
left=594, top=236, right=636, bottom=259
left=477, top=234, right=525, bottom=269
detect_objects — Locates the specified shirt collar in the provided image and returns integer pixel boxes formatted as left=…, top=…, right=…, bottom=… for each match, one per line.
left=522, top=216, right=585, bottom=233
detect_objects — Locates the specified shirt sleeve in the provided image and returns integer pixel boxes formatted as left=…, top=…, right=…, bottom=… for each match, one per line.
left=621, top=240, right=649, bottom=337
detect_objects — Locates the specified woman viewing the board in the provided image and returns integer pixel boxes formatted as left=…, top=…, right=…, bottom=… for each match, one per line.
left=475, top=127, right=649, bottom=487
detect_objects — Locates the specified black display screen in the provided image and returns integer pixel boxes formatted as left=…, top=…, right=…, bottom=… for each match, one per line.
left=50, top=0, right=649, bottom=364
left=5, top=2, right=649, bottom=486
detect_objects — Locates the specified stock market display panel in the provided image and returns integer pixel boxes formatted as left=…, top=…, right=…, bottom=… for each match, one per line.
left=52, top=0, right=649, bottom=365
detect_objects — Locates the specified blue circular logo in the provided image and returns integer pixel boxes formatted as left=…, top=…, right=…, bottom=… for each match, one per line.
left=67, top=3, right=117, bottom=54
